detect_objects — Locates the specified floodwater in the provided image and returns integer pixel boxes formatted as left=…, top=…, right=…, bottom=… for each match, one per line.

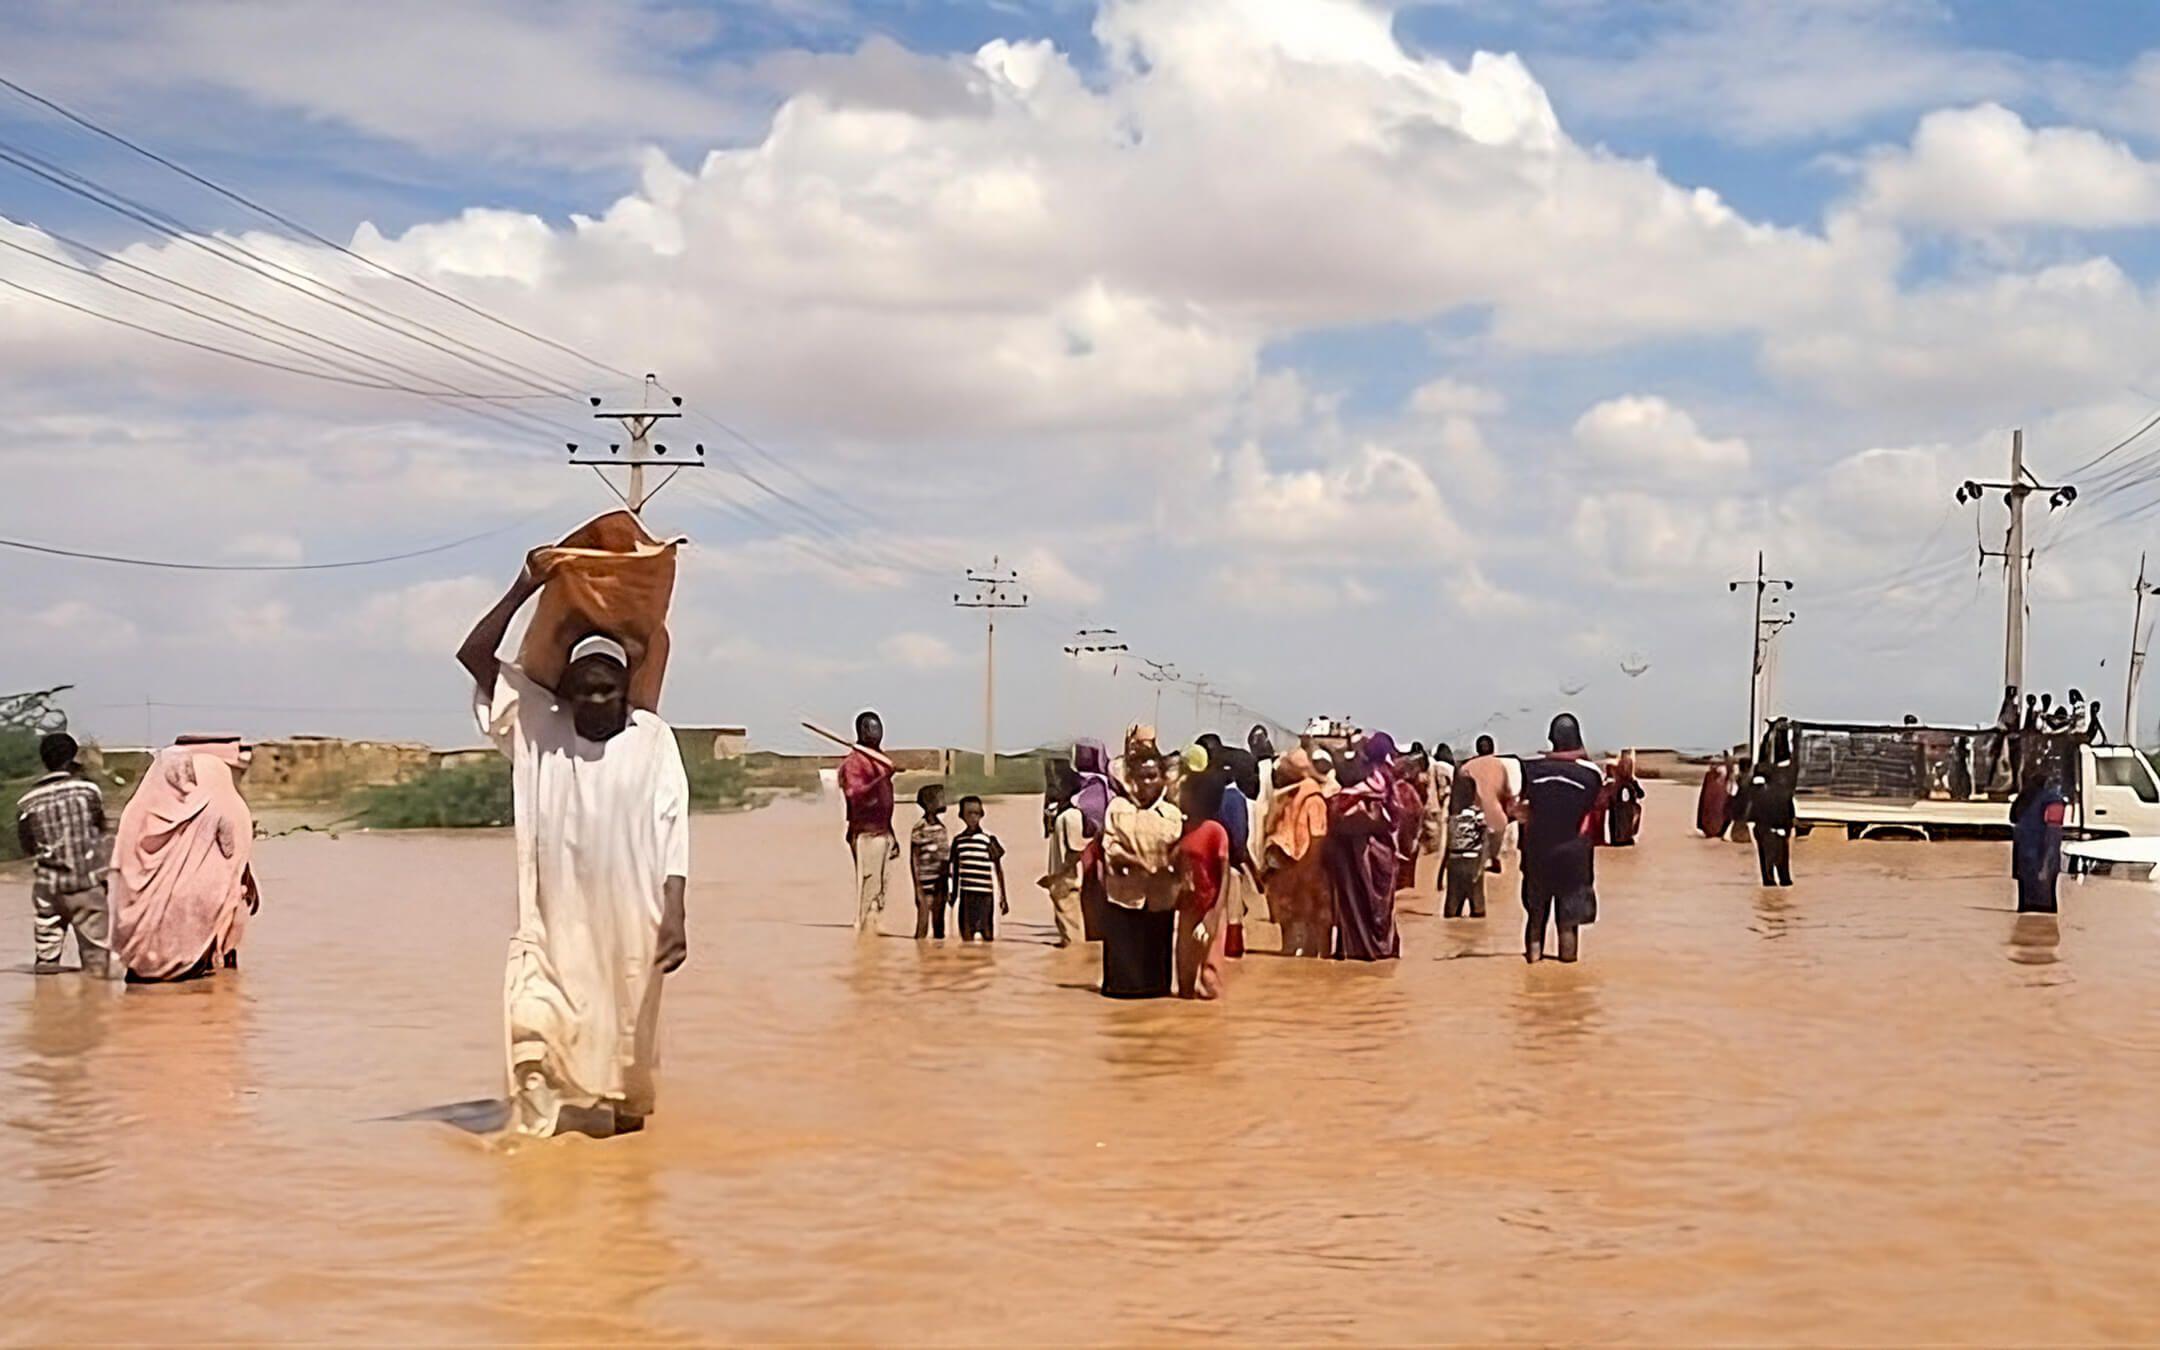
left=6, top=783, right=2160, bottom=1344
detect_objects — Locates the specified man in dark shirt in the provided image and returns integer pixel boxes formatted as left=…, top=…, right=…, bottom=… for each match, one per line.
left=1515, top=713, right=1603, bottom=964
left=1749, top=764, right=1797, bottom=887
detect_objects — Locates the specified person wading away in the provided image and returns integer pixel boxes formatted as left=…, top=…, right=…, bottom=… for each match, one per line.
left=946, top=795, right=1008, bottom=942
left=2010, top=763, right=2065, bottom=914
left=16, top=732, right=111, bottom=976
left=110, top=736, right=260, bottom=981
left=1516, top=714, right=1602, bottom=964
left=459, top=563, right=690, bottom=1139
left=1442, top=769, right=1487, bottom=919
left=839, top=711, right=899, bottom=934
left=1749, top=762, right=1796, bottom=888
left=1460, top=735, right=1515, bottom=875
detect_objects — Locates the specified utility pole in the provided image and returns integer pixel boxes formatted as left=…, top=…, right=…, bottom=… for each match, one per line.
left=2126, top=552, right=2160, bottom=745
left=953, top=557, right=1027, bottom=774
left=1728, top=552, right=1793, bottom=758
left=1619, top=652, right=1650, bottom=753
left=1955, top=428, right=2077, bottom=692
left=1138, top=659, right=1178, bottom=730
left=1062, top=629, right=1127, bottom=738
left=568, top=372, right=705, bottom=517
left=1189, top=677, right=1214, bottom=734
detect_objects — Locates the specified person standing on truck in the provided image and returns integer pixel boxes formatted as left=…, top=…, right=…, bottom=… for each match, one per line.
left=1749, top=763, right=1796, bottom=888
left=2010, top=763, right=2065, bottom=914
left=2013, top=692, right=2039, bottom=785
left=1983, top=686, right=2019, bottom=792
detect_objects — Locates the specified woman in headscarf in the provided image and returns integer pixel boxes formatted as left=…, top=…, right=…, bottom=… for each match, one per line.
left=1696, top=757, right=1731, bottom=839
left=1109, top=723, right=1157, bottom=797
left=110, top=738, right=260, bottom=982
left=1100, top=750, right=1183, bottom=997
left=1604, top=751, right=1645, bottom=846
left=1326, top=734, right=1402, bottom=960
left=1174, top=755, right=1234, bottom=999
left=1214, top=746, right=1263, bottom=957
left=1391, top=749, right=1429, bottom=893
left=1263, top=749, right=1334, bottom=957
left=1070, top=738, right=1117, bottom=941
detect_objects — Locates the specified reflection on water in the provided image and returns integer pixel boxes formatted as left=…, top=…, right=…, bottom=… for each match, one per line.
left=6, top=784, right=2160, bottom=1343
left=2007, top=912, right=2063, bottom=966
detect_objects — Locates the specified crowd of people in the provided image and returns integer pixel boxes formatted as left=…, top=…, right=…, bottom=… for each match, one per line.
left=11, top=553, right=2087, bottom=1140
left=838, top=712, right=1651, bottom=1000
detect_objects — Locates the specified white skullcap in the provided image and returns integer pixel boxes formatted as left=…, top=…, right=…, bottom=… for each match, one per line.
left=568, top=634, right=629, bottom=668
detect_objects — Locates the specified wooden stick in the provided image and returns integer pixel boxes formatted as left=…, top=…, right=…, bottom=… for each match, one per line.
left=801, top=720, right=896, bottom=770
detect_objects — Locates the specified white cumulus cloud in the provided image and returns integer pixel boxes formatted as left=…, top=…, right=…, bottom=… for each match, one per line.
left=879, top=631, right=961, bottom=671
left=1855, top=104, right=2160, bottom=231
left=1571, top=396, right=1749, bottom=477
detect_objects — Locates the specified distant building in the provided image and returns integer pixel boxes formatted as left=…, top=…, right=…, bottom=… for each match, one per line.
left=675, top=725, right=749, bottom=761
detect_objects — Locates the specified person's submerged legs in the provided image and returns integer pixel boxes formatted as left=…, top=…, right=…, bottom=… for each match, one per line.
left=1556, top=921, right=1580, bottom=963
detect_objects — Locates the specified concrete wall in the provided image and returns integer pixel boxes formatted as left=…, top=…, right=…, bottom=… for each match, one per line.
left=743, top=747, right=947, bottom=774
left=674, top=726, right=750, bottom=761
left=247, top=736, right=432, bottom=801
left=83, top=737, right=432, bottom=803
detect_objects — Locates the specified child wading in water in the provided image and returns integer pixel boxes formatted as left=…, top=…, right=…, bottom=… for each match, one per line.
left=1443, top=770, right=1488, bottom=918
left=945, top=795, right=1008, bottom=941
left=909, top=784, right=952, bottom=939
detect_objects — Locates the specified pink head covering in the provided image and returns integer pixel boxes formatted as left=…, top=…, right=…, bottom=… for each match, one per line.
left=110, top=741, right=257, bottom=980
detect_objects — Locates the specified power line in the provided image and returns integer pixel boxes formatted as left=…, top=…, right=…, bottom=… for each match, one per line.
left=0, top=71, right=633, bottom=385
left=0, top=273, right=502, bottom=396
left=0, top=140, right=585, bottom=401
left=0, top=511, right=550, bottom=572
left=2062, top=404, right=2160, bottom=479
left=2, top=228, right=560, bottom=406
left=0, top=238, right=577, bottom=444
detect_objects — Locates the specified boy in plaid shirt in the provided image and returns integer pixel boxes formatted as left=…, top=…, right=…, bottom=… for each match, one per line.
left=14, top=733, right=111, bottom=975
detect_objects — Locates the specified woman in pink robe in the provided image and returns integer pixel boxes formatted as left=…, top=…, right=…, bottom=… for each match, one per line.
left=110, top=739, right=260, bottom=981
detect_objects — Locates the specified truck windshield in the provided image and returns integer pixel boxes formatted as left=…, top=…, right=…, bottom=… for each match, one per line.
left=2095, top=751, right=2160, bottom=803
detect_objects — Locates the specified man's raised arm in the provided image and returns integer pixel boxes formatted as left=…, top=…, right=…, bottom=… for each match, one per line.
left=457, top=561, right=542, bottom=693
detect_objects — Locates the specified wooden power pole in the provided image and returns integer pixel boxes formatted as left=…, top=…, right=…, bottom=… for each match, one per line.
left=568, top=373, right=704, bottom=517
left=954, top=558, right=1027, bottom=774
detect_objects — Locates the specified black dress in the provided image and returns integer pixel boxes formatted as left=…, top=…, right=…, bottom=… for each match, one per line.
left=1100, top=903, right=1174, bottom=998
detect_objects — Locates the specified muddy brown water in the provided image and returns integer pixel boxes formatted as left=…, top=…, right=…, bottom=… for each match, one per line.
left=6, top=783, right=2160, bottom=1343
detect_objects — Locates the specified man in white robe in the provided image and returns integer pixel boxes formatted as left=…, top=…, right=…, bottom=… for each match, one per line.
left=459, top=564, right=690, bottom=1137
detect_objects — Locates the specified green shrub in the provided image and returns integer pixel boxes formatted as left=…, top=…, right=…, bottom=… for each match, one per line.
left=684, top=752, right=750, bottom=811
left=925, top=754, right=1052, bottom=800
left=348, top=744, right=749, bottom=831
left=0, top=777, right=27, bottom=862
left=349, top=759, right=514, bottom=830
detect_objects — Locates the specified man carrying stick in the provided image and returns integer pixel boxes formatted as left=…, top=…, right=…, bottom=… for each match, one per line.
left=835, top=711, right=899, bottom=935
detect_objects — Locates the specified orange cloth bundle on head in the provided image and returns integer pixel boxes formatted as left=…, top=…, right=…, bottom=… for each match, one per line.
left=516, top=510, right=686, bottom=712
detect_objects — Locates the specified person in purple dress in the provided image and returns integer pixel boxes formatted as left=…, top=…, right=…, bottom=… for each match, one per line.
left=1325, top=732, right=1402, bottom=961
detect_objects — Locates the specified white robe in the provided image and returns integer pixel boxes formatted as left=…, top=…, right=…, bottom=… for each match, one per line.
left=478, top=665, right=690, bottom=1133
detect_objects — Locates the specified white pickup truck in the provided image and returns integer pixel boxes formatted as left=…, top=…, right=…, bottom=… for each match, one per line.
left=1775, top=719, right=2160, bottom=841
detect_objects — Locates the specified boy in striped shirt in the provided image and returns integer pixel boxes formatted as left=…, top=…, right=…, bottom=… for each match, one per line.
left=944, top=795, right=1008, bottom=942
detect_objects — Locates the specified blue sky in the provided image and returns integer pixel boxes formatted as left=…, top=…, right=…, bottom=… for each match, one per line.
left=9, top=0, right=2160, bottom=755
